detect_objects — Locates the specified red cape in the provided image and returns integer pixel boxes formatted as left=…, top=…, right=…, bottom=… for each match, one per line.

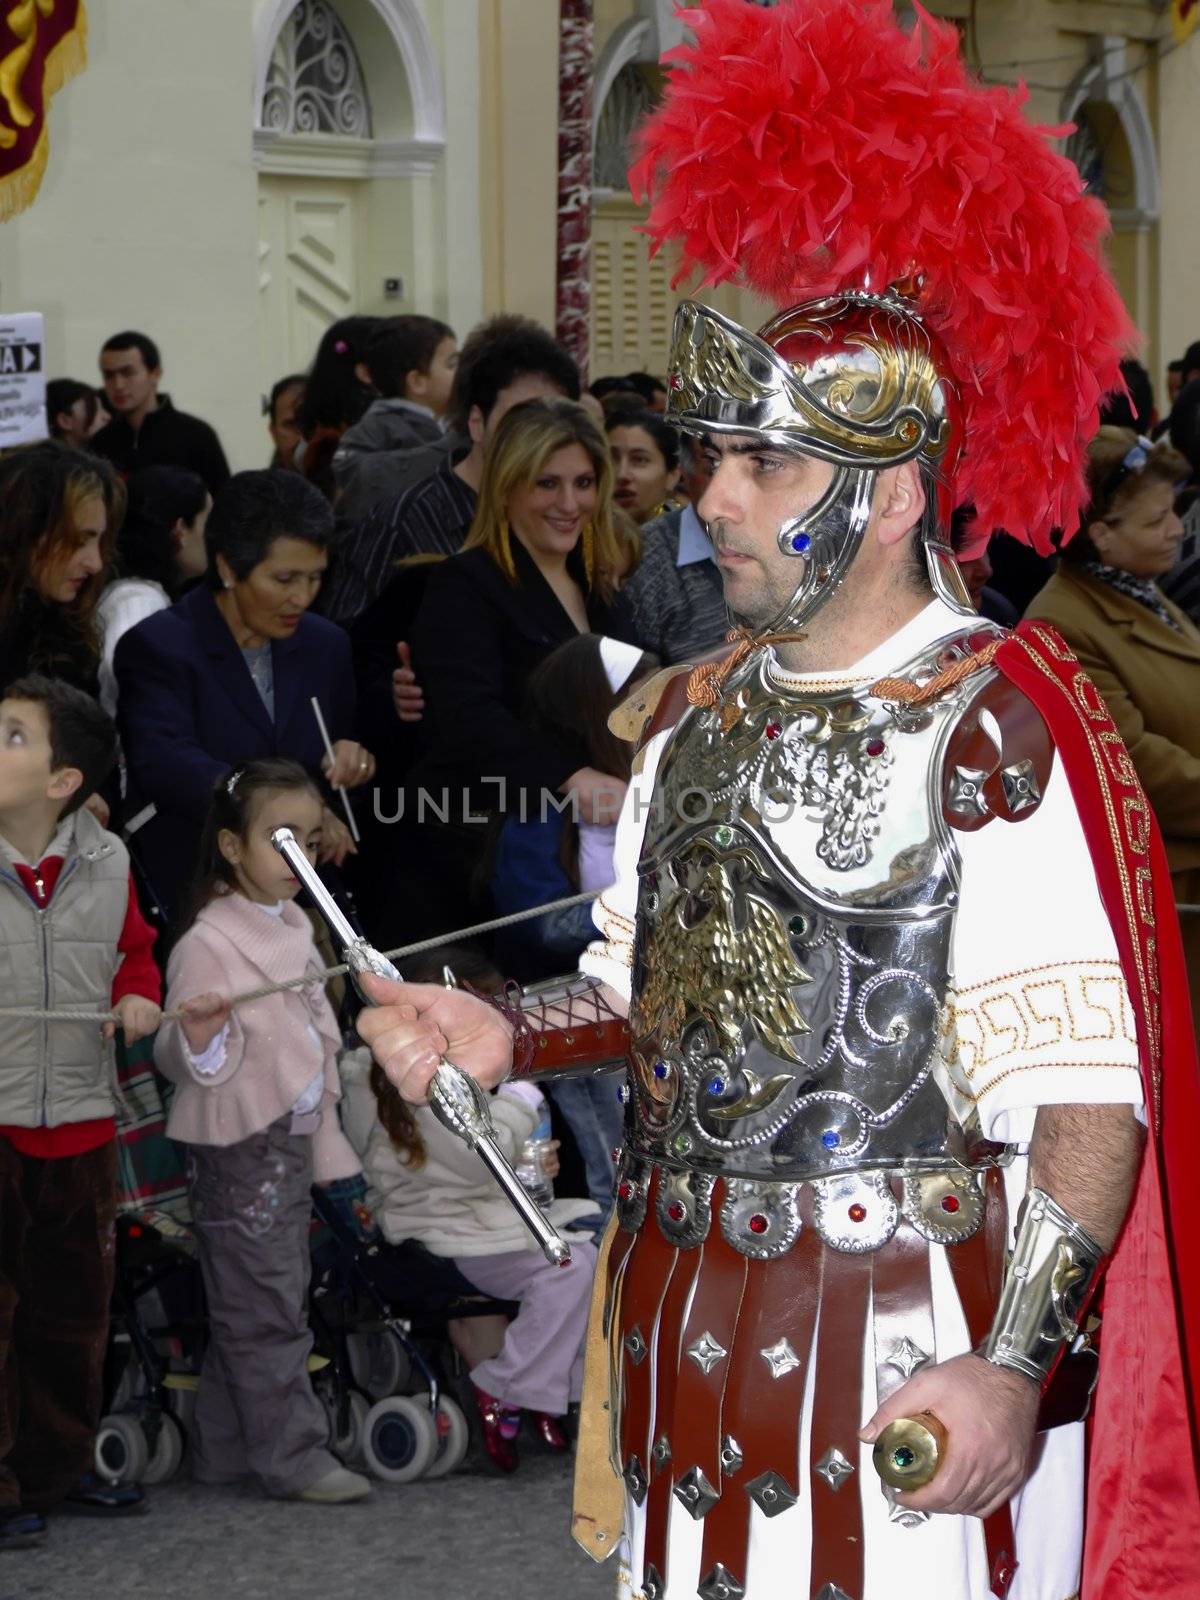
left=996, top=622, right=1200, bottom=1597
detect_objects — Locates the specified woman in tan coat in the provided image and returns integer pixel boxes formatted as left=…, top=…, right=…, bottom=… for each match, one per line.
left=1026, top=426, right=1200, bottom=1028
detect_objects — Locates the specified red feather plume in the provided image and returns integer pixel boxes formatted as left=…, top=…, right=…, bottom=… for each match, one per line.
left=629, top=0, right=1137, bottom=552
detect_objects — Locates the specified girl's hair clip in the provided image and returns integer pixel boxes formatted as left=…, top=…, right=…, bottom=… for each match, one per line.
left=334, top=339, right=349, bottom=355
left=225, top=769, right=242, bottom=798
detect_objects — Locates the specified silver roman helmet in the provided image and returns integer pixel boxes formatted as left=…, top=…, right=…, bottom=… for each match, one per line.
left=665, top=289, right=972, bottom=631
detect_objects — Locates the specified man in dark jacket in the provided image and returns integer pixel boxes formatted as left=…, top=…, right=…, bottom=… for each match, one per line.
left=93, top=331, right=230, bottom=495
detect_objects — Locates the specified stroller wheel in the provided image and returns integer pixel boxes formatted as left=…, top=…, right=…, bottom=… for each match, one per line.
left=424, top=1396, right=470, bottom=1480
left=94, top=1414, right=149, bottom=1486
left=346, top=1330, right=411, bottom=1401
left=319, top=1386, right=370, bottom=1465
left=141, top=1412, right=186, bottom=1486
left=360, top=1396, right=438, bottom=1484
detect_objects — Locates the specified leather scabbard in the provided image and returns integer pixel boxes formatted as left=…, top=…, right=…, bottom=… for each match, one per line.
left=572, top=1217, right=630, bottom=1563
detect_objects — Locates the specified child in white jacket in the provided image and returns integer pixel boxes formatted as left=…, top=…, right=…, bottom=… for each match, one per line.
left=155, top=758, right=370, bottom=1505
left=362, top=1059, right=598, bottom=1474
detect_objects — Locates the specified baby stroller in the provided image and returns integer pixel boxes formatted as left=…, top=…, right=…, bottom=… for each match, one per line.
left=309, top=1186, right=518, bottom=1484
left=95, top=1208, right=205, bottom=1487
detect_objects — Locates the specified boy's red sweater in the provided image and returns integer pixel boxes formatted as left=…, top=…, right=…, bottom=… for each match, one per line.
left=0, top=854, right=160, bottom=1159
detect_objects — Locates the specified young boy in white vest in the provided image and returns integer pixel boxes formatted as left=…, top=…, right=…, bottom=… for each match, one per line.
left=0, top=675, right=161, bottom=1548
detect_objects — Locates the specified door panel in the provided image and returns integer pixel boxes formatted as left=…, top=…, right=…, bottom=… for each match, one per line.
left=258, top=175, right=363, bottom=398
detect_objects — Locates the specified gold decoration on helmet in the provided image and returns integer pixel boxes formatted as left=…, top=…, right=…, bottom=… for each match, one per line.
left=667, top=295, right=954, bottom=472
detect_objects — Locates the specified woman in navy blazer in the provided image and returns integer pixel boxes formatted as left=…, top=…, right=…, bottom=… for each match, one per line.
left=115, top=470, right=374, bottom=926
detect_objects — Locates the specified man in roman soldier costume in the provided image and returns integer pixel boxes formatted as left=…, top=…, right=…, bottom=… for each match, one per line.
left=355, top=3, right=1200, bottom=1597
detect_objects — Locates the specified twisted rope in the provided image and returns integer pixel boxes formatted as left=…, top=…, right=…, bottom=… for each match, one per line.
left=685, top=627, right=809, bottom=709
left=0, top=890, right=599, bottom=1025
left=870, top=638, right=1002, bottom=707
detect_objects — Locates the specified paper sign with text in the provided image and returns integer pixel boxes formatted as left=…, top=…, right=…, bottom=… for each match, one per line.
left=0, top=313, right=48, bottom=447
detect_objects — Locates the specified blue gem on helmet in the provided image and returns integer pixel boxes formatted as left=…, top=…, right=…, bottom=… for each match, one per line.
left=791, top=532, right=812, bottom=553
left=654, top=1060, right=669, bottom=1080
left=821, top=1129, right=841, bottom=1150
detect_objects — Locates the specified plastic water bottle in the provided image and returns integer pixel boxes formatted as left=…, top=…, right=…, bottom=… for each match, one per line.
left=516, top=1093, right=555, bottom=1208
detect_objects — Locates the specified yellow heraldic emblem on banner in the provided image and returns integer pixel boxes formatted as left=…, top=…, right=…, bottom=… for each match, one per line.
left=1173, top=0, right=1199, bottom=45
left=0, top=0, right=86, bottom=221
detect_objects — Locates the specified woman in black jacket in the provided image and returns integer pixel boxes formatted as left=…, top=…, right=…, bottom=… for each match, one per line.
left=0, top=443, right=124, bottom=698
left=410, top=397, right=636, bottom=826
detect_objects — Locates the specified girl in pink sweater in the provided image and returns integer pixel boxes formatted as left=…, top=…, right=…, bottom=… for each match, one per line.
left=155, top=758, right=370, bottom=1505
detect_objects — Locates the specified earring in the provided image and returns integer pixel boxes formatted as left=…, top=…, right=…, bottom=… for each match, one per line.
left=223, top=580, right=233, bottom=590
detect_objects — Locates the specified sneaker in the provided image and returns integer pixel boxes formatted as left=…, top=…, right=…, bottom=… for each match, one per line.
left=60, top=1475, right=146, bottom=1517
left=470, top=1383, right=519, bottom=1474
left=0, top=1509, right=46, bottom=1549
left=292, top=1466, right=371, bottom=1504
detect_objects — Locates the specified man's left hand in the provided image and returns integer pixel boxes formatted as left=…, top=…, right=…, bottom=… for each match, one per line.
left=860, top=1351, right=1039, bottom=1518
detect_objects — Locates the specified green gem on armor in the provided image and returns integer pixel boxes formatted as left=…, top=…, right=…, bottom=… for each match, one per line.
left=893, top=1446, right=916, bottom=1470
left=672, top=1133, right=693, bottom=1156
left=789, top=915, right=808, bottom=937
left=714, top=825, right=733, bottom=847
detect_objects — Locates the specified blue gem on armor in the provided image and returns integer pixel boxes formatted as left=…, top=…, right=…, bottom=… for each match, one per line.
left=617, top=1086, right=627, bottom=1103
left=791, top=532, right=812, bottom=553
left=708, top=1076, right=726, bottom=1097
left=821, top=1130, right=841, bottom=1150
left=654, top=1060, right=669, bottom=1080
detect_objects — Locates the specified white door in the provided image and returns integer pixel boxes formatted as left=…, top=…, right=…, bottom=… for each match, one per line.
left=257, top=174, right=366, bottom=397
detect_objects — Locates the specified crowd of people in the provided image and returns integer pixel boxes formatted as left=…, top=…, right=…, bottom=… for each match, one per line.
left=2, top=302, right=1199, bottom=1543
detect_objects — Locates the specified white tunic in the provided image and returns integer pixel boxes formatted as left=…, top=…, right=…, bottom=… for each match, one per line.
left=579, top=601, right=1143, bottom=1600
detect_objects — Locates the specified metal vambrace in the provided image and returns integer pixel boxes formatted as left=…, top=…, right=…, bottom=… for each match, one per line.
left=983, top=1188, right=1107, bottom=1388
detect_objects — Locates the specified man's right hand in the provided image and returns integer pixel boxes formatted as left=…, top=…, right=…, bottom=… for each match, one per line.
left=356, top=975, right=514, bottom=1104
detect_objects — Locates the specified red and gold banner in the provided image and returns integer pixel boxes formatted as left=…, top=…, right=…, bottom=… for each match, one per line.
left=0, top=0, right=86, bottom=222
left=1173, top=0, right=1199, bottom=46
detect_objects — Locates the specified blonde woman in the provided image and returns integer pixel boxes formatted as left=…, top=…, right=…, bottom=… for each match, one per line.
left=410, top=397, right=642, bottom=827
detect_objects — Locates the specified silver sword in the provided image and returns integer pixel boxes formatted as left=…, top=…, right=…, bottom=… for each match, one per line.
left=270, top=827, right=572, bottom=1268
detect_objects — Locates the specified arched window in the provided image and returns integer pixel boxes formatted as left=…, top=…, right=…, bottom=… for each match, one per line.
left=1065, top=109, right=1107, bottom=201
left=261, top=0, right=371, bottom=140
left=593, top=62, right=661, bottom=192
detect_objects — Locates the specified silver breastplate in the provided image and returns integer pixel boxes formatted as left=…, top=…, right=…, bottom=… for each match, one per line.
left=627, top=630, right=1010, bottom=1205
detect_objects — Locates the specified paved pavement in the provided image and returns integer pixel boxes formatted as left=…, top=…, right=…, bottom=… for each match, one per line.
left=2, top=1456, right=619, bottom=1600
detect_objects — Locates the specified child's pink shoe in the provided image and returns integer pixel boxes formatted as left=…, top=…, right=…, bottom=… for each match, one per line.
left=470, top=1383, right=520, bottom=1473
left=529, top=1412, right=570, bottom=1452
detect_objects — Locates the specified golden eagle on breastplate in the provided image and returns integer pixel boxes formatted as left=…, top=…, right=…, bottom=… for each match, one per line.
left=632, top=842, right=812, bottom=1114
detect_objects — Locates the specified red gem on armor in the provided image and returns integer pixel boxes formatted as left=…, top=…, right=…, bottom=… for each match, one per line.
left=848, top=1203, right=868, bottom=1223
left=765, top=720, right=783, bottom=741
left=866, top=738, right=886, bottom=757
left=618, top=1181, right=633, bottom=1201
left=941, top=1195, right=961, bottom=1214
left=667, top=1200, right=686, bottom=1222
left=747, top=1213, right=769, bottom=1235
